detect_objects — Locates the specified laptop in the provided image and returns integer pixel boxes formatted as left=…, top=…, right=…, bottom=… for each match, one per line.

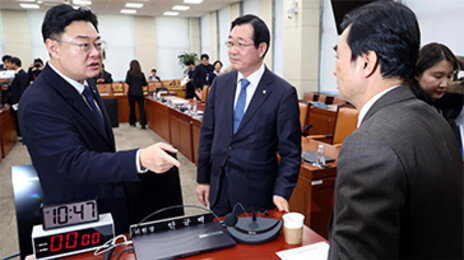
left=131, top=213, right=236, bottom=260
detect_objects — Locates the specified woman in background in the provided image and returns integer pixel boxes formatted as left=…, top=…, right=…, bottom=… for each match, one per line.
left=207, top=60, right=223, bottom=86
left=125, top=59, right=148, bottom=129
left=412, top=42, right=463, bottom=155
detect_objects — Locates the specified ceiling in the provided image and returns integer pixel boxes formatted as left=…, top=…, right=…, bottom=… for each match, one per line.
left=0, top=0, right=241, bottom=17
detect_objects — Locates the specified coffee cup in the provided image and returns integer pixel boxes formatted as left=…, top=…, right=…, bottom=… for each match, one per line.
left=282, top=212, right=305, bottom=245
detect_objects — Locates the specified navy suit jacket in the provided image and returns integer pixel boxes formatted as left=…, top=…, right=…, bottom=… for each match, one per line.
left=18, top=65, right=141, bottom=233
left=197, top=67, right=302, bottom=210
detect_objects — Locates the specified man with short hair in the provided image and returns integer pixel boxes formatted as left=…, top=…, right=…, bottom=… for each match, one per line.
left=328, top=1, right=463, bottom=259
left=18, top=4, right=180, bottom=234
left=9, top=57, right=29, bottom=106
left=191, top=53, right=210, bottom=99
left=196, top=14, right=301, bottom=216
left=0, top=55, right=11, bottom=71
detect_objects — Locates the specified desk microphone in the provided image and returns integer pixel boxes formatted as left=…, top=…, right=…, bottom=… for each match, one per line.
left=224, top=208, right=282, bottom=244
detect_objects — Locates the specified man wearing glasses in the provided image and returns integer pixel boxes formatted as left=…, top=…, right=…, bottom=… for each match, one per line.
left=18, top=4, right=179, bottom=234
left=196, top=14, right=301, bottom=216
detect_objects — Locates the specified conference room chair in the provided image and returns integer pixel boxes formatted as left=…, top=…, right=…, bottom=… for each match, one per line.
left=332, top=96, right=347, bottom=106
left=201, top=85, right=210, bottom=102
left=317, top=94, right=328, bottom=104
left=304, top=92, right=318, bottom=102
left=112, top=82, right=124, bottom=94
left=96, top=83, right=112, bottom=95
left=308, top=106, right=358, bottom=147
left=298, top=99, right=313, bottom=135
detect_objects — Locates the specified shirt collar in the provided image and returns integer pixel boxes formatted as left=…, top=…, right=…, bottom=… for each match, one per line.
left=357, top=85, right=401, bottom=127
left=15, top=67, right=22, bottom=74
left=48, top=62, right=86, bottom=94
left=237, top=62, right=265, bottom=87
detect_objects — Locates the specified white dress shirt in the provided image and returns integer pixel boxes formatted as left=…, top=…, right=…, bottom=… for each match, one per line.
left=357, top=85, right=401, bottom=127
left=234, top=62, right=265, bottom=112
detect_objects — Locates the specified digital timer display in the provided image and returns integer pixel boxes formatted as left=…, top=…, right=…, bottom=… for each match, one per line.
left=42, top=200, right=98, bottom=229
left=32, top=213, right=114, bottom=260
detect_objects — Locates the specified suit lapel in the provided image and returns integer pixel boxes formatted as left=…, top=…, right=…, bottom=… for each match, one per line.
left=43, top=65, right=113, bottom=146
left=87, top=79, right=115, bottom=145
left=225, top=71, right=238, bottom=137
left=234, top=67, right=273, bottom=135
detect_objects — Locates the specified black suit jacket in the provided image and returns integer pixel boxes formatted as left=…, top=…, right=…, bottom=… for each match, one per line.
left=328, top=86, right=463, bottom=259
left=192, top=64, right=207, bottom=90
left=126, top=72, right=147, bottom=97
left=10, top=69, right=29, bottom=104
left=197, top=68, right=302, bottom=210
left=18, top=65, right=142, bottom=234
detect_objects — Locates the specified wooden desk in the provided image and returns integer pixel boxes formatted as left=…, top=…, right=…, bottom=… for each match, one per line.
left=0, top=108, right=17, bottom=159
left=145, top=98, right=204, bottom=164
left=57, top=210, right=328, bottom=260
left=289, top=138, right=339, bottom=239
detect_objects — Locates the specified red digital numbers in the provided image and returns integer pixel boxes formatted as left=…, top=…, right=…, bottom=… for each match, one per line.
left=81, top=234, right=90, bottom=246
left=92, top=232, right=100, bottom=244
left=65, top=232, right=77, bottom=249
left=49, top=231, right=101, bottom=252
left=50, top=235, right=63, bottom=252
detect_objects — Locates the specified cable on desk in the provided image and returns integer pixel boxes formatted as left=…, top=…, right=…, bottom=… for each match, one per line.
left=115, top=247, right=134, bottom=260
left=0, top=253, right=20, bottom=260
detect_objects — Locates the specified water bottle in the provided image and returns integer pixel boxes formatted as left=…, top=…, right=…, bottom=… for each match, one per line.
left=314, top=144, right=326, bottom=167
left=192, top=97, right=198, bottom=116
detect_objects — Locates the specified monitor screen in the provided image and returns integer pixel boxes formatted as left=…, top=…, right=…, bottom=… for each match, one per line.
left=331, top=0, right=377, bottom=35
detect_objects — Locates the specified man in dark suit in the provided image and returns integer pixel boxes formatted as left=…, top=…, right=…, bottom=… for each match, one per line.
left=191, top=53, right=210, bottom=99
left=9, top=57, right=29, bottom=105
left=18, top=4, right=180, bottom=234
left=328, top=1, right=463, bottom=259
left=8, top=57, right=29, bottom=136
left=196, top=14, right=301, bottom=216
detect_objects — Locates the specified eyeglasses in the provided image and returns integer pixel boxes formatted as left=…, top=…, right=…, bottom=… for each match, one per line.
left=53, top=38, right=106, bottom=53
left=225, top=41, right=254, bottom=50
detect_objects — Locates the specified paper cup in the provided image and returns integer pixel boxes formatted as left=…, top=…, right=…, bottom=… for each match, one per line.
left=282, top=212, right=305, bottom=245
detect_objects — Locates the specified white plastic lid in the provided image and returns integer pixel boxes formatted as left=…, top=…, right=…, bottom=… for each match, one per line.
left=283, top=212, right=305, bottom=229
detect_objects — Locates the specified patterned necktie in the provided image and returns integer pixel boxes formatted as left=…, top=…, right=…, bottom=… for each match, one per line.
left=233, top=78, right=250, bottom=134
left=83, top=84, right=105, bottom=131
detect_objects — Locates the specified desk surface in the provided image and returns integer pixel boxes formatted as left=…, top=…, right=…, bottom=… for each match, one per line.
left=28, top=211, right=327, bottom=260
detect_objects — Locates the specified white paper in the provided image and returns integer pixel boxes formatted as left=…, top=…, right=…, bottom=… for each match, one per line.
left=276, top=242, right=329, bottom=260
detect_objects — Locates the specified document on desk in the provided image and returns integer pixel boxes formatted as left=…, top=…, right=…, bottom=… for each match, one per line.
left=276, top=242, right=329, bottom=260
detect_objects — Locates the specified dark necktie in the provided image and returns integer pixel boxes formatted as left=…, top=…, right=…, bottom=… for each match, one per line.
left=83, top=85, right=105, bottom=131
left=233, top=78, right=250, bottom=134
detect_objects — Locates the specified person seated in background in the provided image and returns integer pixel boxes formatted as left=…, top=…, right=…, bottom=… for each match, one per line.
left=411, top=43, right=463, bottom=156
left=93, top=63, right=113, bottom=83
left=148, top=68, right=162, bottom=82
left=184, top=60, right=197, bottom=99
left=28, top=58, right=44, bottom=84
left=207, top=60, right=223, bottom=86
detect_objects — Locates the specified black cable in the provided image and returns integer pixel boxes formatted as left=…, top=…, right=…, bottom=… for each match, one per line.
left=104, top=247, right=115, bottom=260
left=115, top=247, right=134, bottom=260
left=130, top=205, right=222, bottom=239
left=0, top=253, right=20, bottom=260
